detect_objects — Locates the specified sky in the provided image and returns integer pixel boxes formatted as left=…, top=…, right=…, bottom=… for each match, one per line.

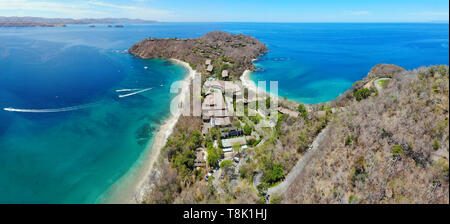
left=0, top=0, right=449, bottom=22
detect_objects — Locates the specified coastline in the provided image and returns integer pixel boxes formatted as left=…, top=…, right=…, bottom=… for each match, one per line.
left=101, top=58, right=197, bottom=204
left=240, top=69, right=283, bottom=102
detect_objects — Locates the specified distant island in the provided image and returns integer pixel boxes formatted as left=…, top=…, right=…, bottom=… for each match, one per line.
left=0, top=16, right=158, bottom=27
left=129, top=31, right=268, bottom=79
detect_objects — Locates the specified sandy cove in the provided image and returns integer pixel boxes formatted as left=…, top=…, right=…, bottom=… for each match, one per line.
left=105, top=62, right=260, bottom=204
left=102, top=59, right=197, bottom=204
left=240, top=69, right=283, bottom=102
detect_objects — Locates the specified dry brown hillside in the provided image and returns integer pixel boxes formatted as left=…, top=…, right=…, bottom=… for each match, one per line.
left=283, top=65, right=449, bottom=204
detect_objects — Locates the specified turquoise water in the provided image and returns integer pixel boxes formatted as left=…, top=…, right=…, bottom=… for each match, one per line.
left=246, top=23, right=449, bottom=103
left=0, top=23, right=448, bottom=203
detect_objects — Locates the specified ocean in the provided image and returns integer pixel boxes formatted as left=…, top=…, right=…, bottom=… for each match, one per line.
left=0, top=23, right=448, bottom=203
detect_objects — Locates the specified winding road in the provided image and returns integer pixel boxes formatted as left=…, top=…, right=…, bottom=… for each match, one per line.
left=267, top=126, right=330, bottom=200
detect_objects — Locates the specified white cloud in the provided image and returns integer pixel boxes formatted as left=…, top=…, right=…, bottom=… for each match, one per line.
left=0, top=0, right=172, bottom=19
left=87, top=1, right=172, bottom=18
left=0, top=0, right=106, bottom=17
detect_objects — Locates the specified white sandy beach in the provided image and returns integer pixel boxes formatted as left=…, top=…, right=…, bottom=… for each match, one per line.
left=101, top=59, right=197, bottom=204
left=240, top=69, right=282, bottom=102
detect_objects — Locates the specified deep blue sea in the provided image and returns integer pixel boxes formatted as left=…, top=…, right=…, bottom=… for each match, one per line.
left=0, top=23, right=448, bottom=203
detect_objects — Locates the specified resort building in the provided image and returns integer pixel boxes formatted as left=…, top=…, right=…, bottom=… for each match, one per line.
left=202, top=91, right=227, bottom=121
left=203, top=80, right=241, bottom=95
left=222, top=70, right=229, bottom=79
left=211, top=117, right=231, bottom=128
left=194, top=148, right=206, bottom=168
left=207, top=65, right=214, bottom=73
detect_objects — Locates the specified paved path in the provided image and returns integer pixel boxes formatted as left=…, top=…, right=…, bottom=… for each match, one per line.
left=252, top=172, right=262, bottom=190
left=267, top=126, right=330, bottom=199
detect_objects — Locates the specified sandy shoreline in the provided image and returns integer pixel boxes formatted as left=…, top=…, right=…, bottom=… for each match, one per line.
left=104, top=61, right=263, bottom=204
left=102, top=59, right=197, bottom=204
left=240, top=69, right=282, bottom=101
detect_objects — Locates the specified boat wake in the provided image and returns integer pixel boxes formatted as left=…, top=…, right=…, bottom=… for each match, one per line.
left=118, top=88, right=153, bottom=98
left=3, top=103, right=95, bottom=113
left=115, top=88, right=142, bottom=92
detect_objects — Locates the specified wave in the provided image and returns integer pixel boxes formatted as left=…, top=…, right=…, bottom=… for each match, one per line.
left=118, top=88, right=153, bottom=98
left=3, top=103, right=95, bottom=113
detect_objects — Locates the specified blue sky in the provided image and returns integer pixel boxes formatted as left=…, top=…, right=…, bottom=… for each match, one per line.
left=1, top=0, right=449, bottom=22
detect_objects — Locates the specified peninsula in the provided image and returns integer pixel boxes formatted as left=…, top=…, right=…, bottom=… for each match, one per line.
left=124, top=31, right=448, bottom=205
left=129, top=31, right=268, bottom=79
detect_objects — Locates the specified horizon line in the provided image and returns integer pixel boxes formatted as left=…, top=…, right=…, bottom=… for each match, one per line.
left=1, top=16, right=449, bottom=24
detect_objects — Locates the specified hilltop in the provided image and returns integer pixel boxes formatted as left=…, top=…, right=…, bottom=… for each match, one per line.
left=129, top=31, right=268, bottom=79
left=282, top=65, right=449, bottom=204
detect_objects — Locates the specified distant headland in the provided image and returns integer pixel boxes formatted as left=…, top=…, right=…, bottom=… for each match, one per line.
left=0, top=16, right=158, bottom=27
left=128, top=31, right=268, bottom=79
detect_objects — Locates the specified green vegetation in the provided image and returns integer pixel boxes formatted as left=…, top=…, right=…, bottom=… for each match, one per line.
left=220, top=160, right=234, bottom=169
left=232, top=143, right=241, bottom=154
left=256, top=182, right=269, bottom=196
left=249, top=113, right=263, bottom=124
left=378, top=79, right=389, bottom=88
left=207, top=146, right=223, bottom=168
left=353, top=88, right=371, bottom=101
left=345, top=135, right=358, bottom=147
left=243, top=123, right=252, bottom=135
left=349, top=194, right=359, bottom=204
left=345, top=136, right=352, bottom=146
left=433, top=140, right=440, bottom=150
left=297, top=103, right=308, bottom=119
left=262, top=163, right=285, bottom=184
left=320, top=105, right=332, bottom=114
left=392, top=145, right=403, bottom=158
left=297, top=131, right=309, bottom=153
left=269, top=195, right=281, bottom=204
left=266, top=96, right=271, bottom=109
left=350, top=156, right=368, bottom=186
left=165, top=130, right=202, bottom=179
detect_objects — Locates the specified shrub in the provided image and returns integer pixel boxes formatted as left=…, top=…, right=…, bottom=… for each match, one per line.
left=220, top=160, right=234, bottom=169
left=297, top=131, right=309, bottom=153
left=392, top=145, right=403, bottom=158
left=433, top=140, right=440, bottom=150
left=207, top=146, right=223, bottom=168
left=345, top=136, right=353, bottom=146
left=239, top=165, right=249, bottom=179
left=263, top=163, right=285, bottom=184
left=298, top=103, right=308, bottom=119
left=349, top=194, right=359, bottom=204
left=243, top=123, right=252, bottom=135
left=257, top=182, right=269, bottom=196
left=353, top=88, right=371, bottom=101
